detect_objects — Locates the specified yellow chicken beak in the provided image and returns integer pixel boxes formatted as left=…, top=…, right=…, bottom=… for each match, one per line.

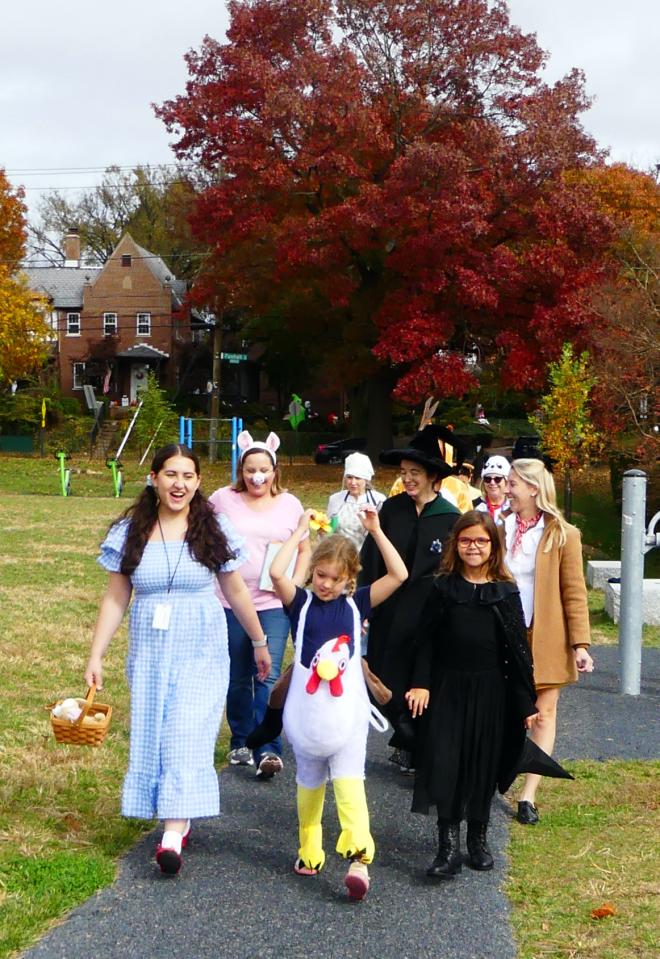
left=316, top=659, right=339, bottom=681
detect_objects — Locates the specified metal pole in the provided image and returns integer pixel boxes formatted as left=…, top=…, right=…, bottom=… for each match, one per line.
left=139, top=420, right=164, bottom=467
left=179, top=416, right=184, bottom=445
left=619, top=469, right=647, bottom=695
left=115, top=401, right=143, bottom=460
left=186, top=417, right=193, bottom=449
left=231, top=417, right=238, bottom=483
left=209, top=321, right=222, bottom=463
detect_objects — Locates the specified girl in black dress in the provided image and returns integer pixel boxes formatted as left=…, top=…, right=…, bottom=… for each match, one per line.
left=405, top=510, right=539, bottom=879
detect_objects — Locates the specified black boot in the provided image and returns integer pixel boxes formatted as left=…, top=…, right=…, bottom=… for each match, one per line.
left=426, top=821, right=462, bottom=879
left=245, top=706, right=283, bottom=750
left=466, top=820, right=494, bottom=871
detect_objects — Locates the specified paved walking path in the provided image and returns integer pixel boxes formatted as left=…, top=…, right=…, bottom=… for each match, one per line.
left=22, top=646, right=659, bottom=959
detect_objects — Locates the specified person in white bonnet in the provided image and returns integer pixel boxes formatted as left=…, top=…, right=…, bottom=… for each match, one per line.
left=326, top=453, right=386, bottom=550
left=476, top=455, right=511, bottom=525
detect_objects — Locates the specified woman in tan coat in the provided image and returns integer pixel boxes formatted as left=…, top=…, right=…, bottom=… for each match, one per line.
left=504, top=458, right=594, bottom=824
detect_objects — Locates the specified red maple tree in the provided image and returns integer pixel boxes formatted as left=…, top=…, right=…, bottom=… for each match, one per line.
left=157, top=0, right=613, bottom=445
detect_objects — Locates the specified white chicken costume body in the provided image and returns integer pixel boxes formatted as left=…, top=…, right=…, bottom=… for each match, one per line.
left=283, top=591, right=383, bottom=872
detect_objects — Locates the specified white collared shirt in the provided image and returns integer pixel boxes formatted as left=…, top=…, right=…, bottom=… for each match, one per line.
left=475, top=498, right=510, bottom=525
left=504, top=512, right=545, bottom=627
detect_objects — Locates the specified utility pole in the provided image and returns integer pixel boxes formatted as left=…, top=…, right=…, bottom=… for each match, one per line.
left=209, top=316, right=222, bottom=463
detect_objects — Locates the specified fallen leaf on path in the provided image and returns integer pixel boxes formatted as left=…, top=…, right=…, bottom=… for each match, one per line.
left=590, top=903, right=616, bottom=919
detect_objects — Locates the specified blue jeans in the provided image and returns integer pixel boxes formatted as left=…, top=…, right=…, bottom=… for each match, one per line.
left=225, top=606, right=290, bottom=763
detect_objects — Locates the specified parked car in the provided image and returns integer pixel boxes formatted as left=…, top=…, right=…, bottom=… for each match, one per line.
left=313, top=437, right=367, bottom=465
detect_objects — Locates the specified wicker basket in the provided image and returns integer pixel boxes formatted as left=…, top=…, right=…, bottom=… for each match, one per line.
left=46, top=684, right=112, bottom=746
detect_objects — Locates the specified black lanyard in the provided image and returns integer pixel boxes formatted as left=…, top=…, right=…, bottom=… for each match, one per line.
left=157, top=517, right=187, bottom=595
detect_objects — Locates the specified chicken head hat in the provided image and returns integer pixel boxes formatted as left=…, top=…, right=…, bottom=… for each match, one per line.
left=343, top=452, right=375, bottom=481
left=237, top=430, right=280, bottom=464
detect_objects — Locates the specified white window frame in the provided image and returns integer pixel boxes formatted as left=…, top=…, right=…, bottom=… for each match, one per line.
left=66, top=312, right=81, bottom=336
left=103, top=312, right=118, bottom=336
left=136, top=312, right=151, bottom=336
left=72, top=362, right=86, bottom=390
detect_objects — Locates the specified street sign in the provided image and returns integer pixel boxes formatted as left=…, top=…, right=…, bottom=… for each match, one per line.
left=221, top=352, right=248, bottom=364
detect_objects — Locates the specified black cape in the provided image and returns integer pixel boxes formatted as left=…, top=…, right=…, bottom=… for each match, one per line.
left=411, top=574, right=547, bottom=797
left=358, top=492, right=460, bottom=708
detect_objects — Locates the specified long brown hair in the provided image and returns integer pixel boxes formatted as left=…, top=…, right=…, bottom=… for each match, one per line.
left=114, top=444, right=235, bottom=575
left=440, top=510, right=513, bottom=582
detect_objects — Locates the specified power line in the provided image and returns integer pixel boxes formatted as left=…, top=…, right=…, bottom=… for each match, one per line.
left=4, top=251, right=212, bottom=268
left=21, top=183, right=194, bottom=192
left=5, top=163, right=186, bottom=175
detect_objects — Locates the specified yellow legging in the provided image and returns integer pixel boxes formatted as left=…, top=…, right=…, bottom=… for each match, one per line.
left=297, top=778, right=375, bottom=871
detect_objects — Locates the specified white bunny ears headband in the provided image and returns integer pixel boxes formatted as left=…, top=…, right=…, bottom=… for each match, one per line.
left=237, top=430, right=281, bottom=464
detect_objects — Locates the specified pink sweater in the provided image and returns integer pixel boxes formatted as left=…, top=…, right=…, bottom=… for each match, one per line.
left=209, top=486, right=305, bottom=611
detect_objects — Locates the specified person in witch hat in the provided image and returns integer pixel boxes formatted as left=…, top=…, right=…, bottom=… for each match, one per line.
left=405, top=510, right=572, bottom=880
left=358, top=425, right=461, bottom=772
left=388, top=422, right=474, bottom=514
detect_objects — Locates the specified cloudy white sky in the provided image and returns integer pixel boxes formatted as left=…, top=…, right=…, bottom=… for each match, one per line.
left=2, top=0, right=658, bottom=223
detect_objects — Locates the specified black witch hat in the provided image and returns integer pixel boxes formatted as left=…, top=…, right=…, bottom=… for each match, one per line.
left=379, top=425, right=458, bottom=479
left=511, top=436, right=555, bottom=473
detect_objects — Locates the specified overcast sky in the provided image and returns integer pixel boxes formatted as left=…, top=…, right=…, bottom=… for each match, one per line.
left=2, top=0, right=658, bottom=224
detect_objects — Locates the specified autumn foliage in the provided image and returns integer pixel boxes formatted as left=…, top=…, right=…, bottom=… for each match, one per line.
left=530, top=343, right=601, bottom=474
left=0, top=170, right=50, bottom=388
left=157, top=0, right=615, bottom=439
left=0, top=169, right=27, bottom=270
left=573, top=165, right=659, bottom=446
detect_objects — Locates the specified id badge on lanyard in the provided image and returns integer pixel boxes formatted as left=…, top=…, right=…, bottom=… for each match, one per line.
left=153, top=519, right=186, bottom=630
left=152, top=603, right=172, bottom=631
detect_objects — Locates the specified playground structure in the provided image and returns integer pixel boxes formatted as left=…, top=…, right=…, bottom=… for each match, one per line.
left=105, top=457, right=124, bottom=497
left=55, top=450, right=71, bottom=497
left=179, top=416, right=244, bottom=483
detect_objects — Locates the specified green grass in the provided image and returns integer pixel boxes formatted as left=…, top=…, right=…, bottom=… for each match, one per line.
left=0, top=454, right=657, bottom=958
left=507, top=761, right=659, bottom=959
left=570, top=483, right=660, bottom=579
left=0, top=853, right=115, bottom=956
left=588, top=589, right=659, bottom=648
left=0, top=460, right=338, bottom=958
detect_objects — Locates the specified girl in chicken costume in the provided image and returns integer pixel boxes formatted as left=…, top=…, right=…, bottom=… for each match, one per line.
left=269, top=508, right=407, bottom=900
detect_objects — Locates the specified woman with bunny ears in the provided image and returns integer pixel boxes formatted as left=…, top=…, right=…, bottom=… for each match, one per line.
left=209, top=431, right=311, bottom=779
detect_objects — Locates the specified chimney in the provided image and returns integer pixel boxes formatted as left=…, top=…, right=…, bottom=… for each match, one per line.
left=63, top=230, right=81, bottom=267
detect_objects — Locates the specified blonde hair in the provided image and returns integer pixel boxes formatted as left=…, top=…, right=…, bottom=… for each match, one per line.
left=308, top=534, right=361, bottom=596
left=510, top=458, right=569, bottom=550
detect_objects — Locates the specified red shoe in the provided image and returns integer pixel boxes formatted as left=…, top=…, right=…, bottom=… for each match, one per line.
left=156, top=845, right=182, bottom=875
left=156, top=821, right=190, bottom=875
left=181, top=821, right=191, bottom=849
left=344, top=860, right=370, bottom=901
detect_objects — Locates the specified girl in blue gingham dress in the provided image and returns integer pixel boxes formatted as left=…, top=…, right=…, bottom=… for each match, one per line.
left=86, top=444, right=271, bottom=875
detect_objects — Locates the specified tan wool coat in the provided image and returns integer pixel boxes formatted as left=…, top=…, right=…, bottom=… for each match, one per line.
left=529, top=518, right=591, bottom=687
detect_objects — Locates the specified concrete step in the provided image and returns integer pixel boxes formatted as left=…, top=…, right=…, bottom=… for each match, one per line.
left=604, top=580, right=660, bottom=625
left=92, top=421, right=121, bottom=459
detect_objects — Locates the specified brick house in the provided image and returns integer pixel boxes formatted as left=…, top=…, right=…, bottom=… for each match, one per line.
left=25, top=232, right=207, bottom=404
